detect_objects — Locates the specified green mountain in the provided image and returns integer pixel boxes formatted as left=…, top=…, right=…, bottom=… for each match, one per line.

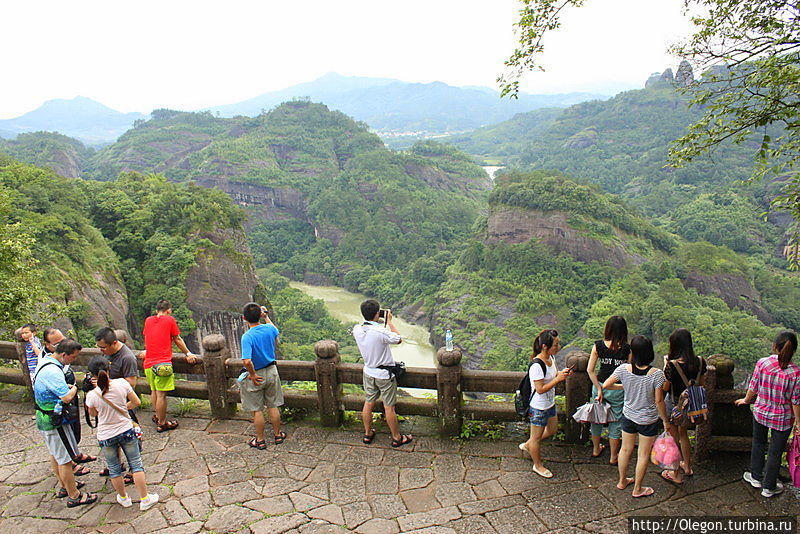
left=0, top=132, right=92, bottom=178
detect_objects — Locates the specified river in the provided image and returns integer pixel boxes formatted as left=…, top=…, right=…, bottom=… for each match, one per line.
left=289, top=282, right=437, bottom=372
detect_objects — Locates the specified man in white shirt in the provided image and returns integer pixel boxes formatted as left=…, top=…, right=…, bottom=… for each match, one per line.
left=353, top=299, right=413, bottom=448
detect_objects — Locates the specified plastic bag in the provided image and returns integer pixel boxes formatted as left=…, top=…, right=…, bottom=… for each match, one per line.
left=788, top=433, right=800, bottom=488
left=650, top=431, right=681, bottom=470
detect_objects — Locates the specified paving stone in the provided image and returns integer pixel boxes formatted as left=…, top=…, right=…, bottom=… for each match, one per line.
left=4, top=462, right=52, bottom=485
left=329, top=475, right=366, bottom=505
left=303, top=481, right=330, bottom=500
left=181, top=491, right=213, bottom=520
left=582, top=516, right=629, bottom=534
left=173, top=475, right=210, bottom=497
left=1, top=491, right=44, bottom=517
left=0, top=433, right=38, bottom=454
left=308, top=503, right=345, bottom=524
left=29, top=496, right=95, bottom=521
left=261, top=477, right=307, bottom=496
left=382, top=450, right=434, bottom=468
left=413, top=437, right=461, bottom=454
left=287, top=464, right=314, bottom=480
left=305, top=462, right=336, bottom=483
left=298, top=520, right=351, bottom=533
left=205, top=450, right=247, bottom=474
left=485, top=504, right=547, bottom=534
left=335, top=463, right=366, bottom=478
left=278, top=451, right=320, bottom=468
left=400, top=486, right=439, bottom=513
left=531, top=488, right=617, bottom=529
left=250, top=512, right=310, bottom=534
left=447, top=515, right=498, bottom=534
left=500, top=456, right=533, bottom=472
left=253, top=459, right=289, bottom=478
left=207, top=419, right=251, bottom=434
left=204, top=504, right=262, bottom=532
left=497, top=470, right=547, bottom=494
left=163, top=457, right=211, bottom=484
left=457, top=495, right=525, bottom=515
left=432, top=454, right=465, bottom=482
left=435, top=482, right=476, bottom=507
left=212, top=480, right=259, bottom=506
left=289, top=490, right=328, bottom=511
left=473, top=479, right=507, bottom=499
left=370, top=493, right=409, bottom=518
left=403, top=527, right=458, bottom=534
left=209, top=466, right=252, bottom=487
left=461, top=440, right=520, bottom=458
left=400, top=468, right=435, bottom=490
left=342, top=500, right=373, bottom=528
left=355, top=518, right=400, bottom=534
left=0, top=517, right=71, bottom=533
left=366, top=465, right=400, bottom=494
left=163, top=499, right=193, bottom=526
left=0, top=451, right=25, bottom=468
left=397, top=506, right=461, bottom=531
left=463, top=468, right=498, bottom=485
left=74, top=503, right=113, bottom=527
left=320, top=443, right=385, bottom=465
left=158, top=521, right=203, bottom=534
left=129, top=508, right=168, bottom=533
left=463, top=456, right=500, bottom=470
left=244, top=494, right=294, bottom=515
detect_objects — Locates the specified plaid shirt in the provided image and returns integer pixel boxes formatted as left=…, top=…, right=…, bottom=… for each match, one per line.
left=748, top=355, right=800, bottom=431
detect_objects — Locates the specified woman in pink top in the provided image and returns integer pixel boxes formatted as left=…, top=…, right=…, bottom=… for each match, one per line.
left=85, top=356, right=159, bottom=511
left=736, top=330, right=800, bottom=498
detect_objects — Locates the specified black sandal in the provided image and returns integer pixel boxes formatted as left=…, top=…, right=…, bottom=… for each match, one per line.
left=56, top=481, right=85, bottom=498
left=73, top=465, right=91, bottom=477
left=248, top=437, right=267, bottom=450
left=391, top=434, right=413, bottom=448
left=66, top=491, right=98, bottom=508
left=156, top=420, right=179, bottom=433
left=123, top=473, right=134, bottom=485
left=72, top=453, right=97, bottom=464
left=362, top=430, right=376, bottom=444
left=274, top=431, right=287, bottom=444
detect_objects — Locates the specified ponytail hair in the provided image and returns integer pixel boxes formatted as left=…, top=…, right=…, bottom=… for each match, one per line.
left=532, top=329, right=559, bottom=358
left=88, top=355, right=111, bottom=395
left=774, top=330, right=797, bottom=370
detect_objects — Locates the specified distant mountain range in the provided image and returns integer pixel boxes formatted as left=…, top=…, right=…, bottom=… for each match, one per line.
left=0, top=73, right=610, bottom=145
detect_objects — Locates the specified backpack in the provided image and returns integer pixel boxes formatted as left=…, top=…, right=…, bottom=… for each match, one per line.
left=668, top=357, right=708, bottom=426
left=515, top=359, right=547, bottom=417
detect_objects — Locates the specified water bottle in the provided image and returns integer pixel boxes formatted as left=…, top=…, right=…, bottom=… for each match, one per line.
left=53, top=400, right=63, bottom=415
left=445, top=329, right=453, bottom=351
left=237, top=371, right=249, bottom=383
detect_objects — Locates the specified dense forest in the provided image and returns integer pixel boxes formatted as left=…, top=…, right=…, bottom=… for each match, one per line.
left=1, top=88, right=797, bottom=377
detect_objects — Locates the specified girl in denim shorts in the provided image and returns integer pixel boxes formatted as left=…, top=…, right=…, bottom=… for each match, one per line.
left=519, top=330, right=572, bottom=478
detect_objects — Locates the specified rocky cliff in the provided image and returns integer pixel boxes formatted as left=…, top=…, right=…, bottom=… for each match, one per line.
left=682, top=272, right=772, bottom=324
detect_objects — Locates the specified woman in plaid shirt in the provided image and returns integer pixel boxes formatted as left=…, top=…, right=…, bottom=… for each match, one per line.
left=736, top=330, right=800, bottom=498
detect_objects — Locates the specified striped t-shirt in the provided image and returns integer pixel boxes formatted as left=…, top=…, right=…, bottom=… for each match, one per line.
left=612, top=364, right=665, bottom=425
left=748, top=355, right=800, bottom=431
left=25, top=337, right=43, bottom=377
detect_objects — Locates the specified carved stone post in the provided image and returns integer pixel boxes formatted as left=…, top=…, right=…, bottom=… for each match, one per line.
left=694, top=363, right=717, bottom=463
left=564, top=352, right=590, bottom=443
left=314, top=340, right=343, bottom=427
left=202, top=334, right=235, bottom=419
left=436, top=347, right=463, bottom=437
left=14, top=339, right=33, bottom=395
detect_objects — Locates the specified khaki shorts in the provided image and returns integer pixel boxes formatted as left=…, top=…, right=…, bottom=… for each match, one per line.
left=363, top=374, right=397, bottom=406
left=240, top=365, right=284, bottom=412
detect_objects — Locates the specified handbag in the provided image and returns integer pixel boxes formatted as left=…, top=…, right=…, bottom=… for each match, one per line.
left=667, top=358, right=706, bottom=426
left=151, top=362, right=174, bottom=377
left=97, top=391, right=144, bottom=446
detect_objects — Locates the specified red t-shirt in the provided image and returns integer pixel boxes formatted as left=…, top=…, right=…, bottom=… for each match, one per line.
left=143, top=314, right=180, bottom=369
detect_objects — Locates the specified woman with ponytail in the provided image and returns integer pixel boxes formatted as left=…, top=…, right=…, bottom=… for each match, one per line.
left=736, top=330, right=800, bottom=498
left=85, top=355, right=159, bottom=511
left=519, top=329, right=572, bottom=478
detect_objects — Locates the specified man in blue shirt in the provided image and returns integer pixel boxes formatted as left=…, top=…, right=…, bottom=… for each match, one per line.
left=34, top=340, right=98, bottom=507
left=240, top=302, right=285, bottom=449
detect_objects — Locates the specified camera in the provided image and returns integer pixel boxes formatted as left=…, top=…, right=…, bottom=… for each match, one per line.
left=81, top=375, right=95, bottom=393
left=378, top=309, right=391, bottom=319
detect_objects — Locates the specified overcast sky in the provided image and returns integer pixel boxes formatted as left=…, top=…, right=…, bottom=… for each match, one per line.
left=0, top=0, right=695, bottom=119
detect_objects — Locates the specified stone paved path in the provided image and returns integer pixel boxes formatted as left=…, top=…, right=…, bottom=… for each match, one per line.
left=0, top=395, right=797, bottom=534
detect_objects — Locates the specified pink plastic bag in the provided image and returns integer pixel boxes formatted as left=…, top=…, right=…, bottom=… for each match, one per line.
left=788, top=433, right=800, bottom=488
left=650, top=431, right=681, bottom=470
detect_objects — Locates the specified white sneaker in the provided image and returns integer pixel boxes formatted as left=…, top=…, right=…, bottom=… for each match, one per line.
left=761, top=481, right=784, bottom=498
left=116, top=493, right=132, bottom=508
left=743, top=471, right=762, bottom=488
left=139, top=492, right=159, bottom=511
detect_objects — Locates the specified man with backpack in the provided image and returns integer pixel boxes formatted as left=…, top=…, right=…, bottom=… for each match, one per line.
left=34, top=339, right=98, bottom=507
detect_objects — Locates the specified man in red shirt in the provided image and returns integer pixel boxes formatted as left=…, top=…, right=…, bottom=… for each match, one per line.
left=143, top=300, right=197, bottom=432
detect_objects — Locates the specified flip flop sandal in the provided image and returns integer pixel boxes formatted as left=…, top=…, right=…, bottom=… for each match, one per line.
left=660, top=470, right=684, bottom=484
left=518, top=442, right=527, bottom=451
left=274, top=431, right=287, bottom=445
left=362, top=430, right=376, bottom=444
left=248, top=437, right=267, bottom=450
left=616, top=477, right=634, bottom=490
left=152, top=415, right=159, bottom=424
left=73, top=453, right=97, bottom=464
left=57, top=481, right=85, bottom=498
left=391, top=435, right=413, bottom=448
left=532, top=466, right=553, bottom=478
left=66, top=491, right=98, bottom=508
left=73, top=465, right=91, bottom=477
left=632, top=487, right=654, bottom=498
left=591, top=444, right=606, bottom=458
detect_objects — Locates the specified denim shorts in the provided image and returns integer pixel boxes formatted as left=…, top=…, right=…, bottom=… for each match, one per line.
left=98, top=428, right=144, bottom=479
left=528, top=405, right=557, bottom=427
left=619, top=414, right=662, bottom=437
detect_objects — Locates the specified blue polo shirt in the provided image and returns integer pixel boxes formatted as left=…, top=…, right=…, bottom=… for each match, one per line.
left=33, top=356, right=70, bottom=431
left=241, top=323, right=280, bottom=370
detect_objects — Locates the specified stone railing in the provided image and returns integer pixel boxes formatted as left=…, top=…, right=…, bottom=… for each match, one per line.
left=0, top=339, right=749, bottom=459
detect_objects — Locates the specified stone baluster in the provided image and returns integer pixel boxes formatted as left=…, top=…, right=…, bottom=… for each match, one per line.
left=693, top=362, right=717, bottom=463
left=314, top=340, right=343, bottom=427
left=436, top=347, right=463, bottom=437
left=202, top=334, right=235, bottom=419
left=564, top=352, right=590, bottom=443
